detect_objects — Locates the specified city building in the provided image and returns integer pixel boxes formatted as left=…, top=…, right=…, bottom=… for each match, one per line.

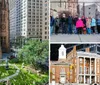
left=78, top=0, right=100, bottom=18
left=0, top=0, right=10, bottom=53
left=50, top=45, right=100, bottom=85
left=9, top=0, right=49, bottom=41
left=80, top=4, right=97, bottom=18
left=50, top=0, right=78, bottom=17
left=9, top=0, right=16, bottom=43
left=67, top=0, right=78, bottom=16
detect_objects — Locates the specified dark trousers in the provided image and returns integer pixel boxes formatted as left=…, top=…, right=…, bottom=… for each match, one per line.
left=77, top=27, right=82, bottom=34
left=91, top=26, right=95, bottom=33
left=62, top=23, right=67, bottom=34
left=97, top=25, right=100, bottom=34
left=68, top=24, right=72, bottom=34
left=55, top=26, right=59, bottom=34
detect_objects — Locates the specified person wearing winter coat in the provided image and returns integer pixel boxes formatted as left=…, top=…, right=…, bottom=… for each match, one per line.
left=82, top=16, right=86, bottom=26
left=91, top=17, right=96, bottom=34
left=76, top=18, right=84, bottom=34
left=96, top=18, right=100, bottom=34
left=82, top=16, right=86, bottom=34
left=86, top=17, right=91, bottom=34
left=73, top=15, right=78, bottom=34
left=55, top=15, right=60, bottom=34
left=67, top=14, right=73, bottom=34
left=60, top=13, right=67, bottom=34
left=50, top=15, right=55, bottom=35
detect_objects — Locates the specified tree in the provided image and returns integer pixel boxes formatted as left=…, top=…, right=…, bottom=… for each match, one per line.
left=18, top=39, right=49, bottom=71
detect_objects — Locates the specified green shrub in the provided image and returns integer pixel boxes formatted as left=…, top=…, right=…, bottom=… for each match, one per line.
left=9, top=58, right=19, bottom=63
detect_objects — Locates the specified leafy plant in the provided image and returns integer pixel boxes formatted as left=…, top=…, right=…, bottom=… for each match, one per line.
left=18, top=40, right=49, bottom=72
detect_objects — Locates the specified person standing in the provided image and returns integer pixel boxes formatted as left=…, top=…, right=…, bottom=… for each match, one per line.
left=86, top=17, right=91, bottom=34
left=50, top=14, right=55, bottom=35
left=60, top=13, right=67, bottom=34
left=67, top=14, right=73, bottom=34
left=91, top=17, right=96, bottom=34
left=81, top=16, right=86, bottom=34
left=96, top=18, right=100, bottom=34
left=76, top=18, right=84, bottom=34
left=73, top=15, right=78, bottom=34
left=55, top=15, right=60, bottom=34
left=82, top=16, right=86, bottom=26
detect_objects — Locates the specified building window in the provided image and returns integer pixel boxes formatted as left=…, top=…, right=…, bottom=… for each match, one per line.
left=52, top=68, right=55, bottom=74
left=70, top=76, right=72, bottom=79
left=89, top=8, right=91, bottom=9
left=79, top=76, right=83, bottom=83
left=61, top=68, right=65, bottom=73
left=62, top=51, right=64, bottom=56
left=97, top=60, right=99, bottom=64
left=97, top=76, right=99, bottom=82
left=80, top=58, right=82, bottom=63
left=79, top=66, right=82, bottom=74
left=45, top=36, right=47, bottom=39
left=98, top=65, right=99, bottom=73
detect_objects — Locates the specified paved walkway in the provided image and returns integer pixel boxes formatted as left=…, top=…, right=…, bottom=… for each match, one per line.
left=50, top=34, right=100, bottom=43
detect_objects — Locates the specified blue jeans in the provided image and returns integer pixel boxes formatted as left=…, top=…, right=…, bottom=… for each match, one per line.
left=73, top=25, right=77, bottom=34
left=87, top=28, right=91, bottom=34
left=50, top=26, right=53, bottom=35
left=68, top=24, right=72, bottom=34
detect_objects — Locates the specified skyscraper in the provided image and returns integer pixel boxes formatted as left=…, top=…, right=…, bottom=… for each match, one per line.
left=0, top=0, right=10, bottom=53
left=9, top=0, right=49, bottom=41
left=9, top=0, right=16, bottom=42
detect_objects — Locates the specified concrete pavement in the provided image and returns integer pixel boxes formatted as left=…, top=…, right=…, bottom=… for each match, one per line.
left=50, top=34, right=100, bottom=43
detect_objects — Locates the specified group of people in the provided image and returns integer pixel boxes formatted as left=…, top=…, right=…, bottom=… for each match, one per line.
left=50, top=13, right=100, bottom=35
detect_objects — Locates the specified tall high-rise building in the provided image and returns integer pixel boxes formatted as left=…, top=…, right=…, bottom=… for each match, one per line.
left=9, top=0, right=16, bottom=42
left=0, top=0, right=10, bottom=53
left=9, top=0, right=49, bottom=41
